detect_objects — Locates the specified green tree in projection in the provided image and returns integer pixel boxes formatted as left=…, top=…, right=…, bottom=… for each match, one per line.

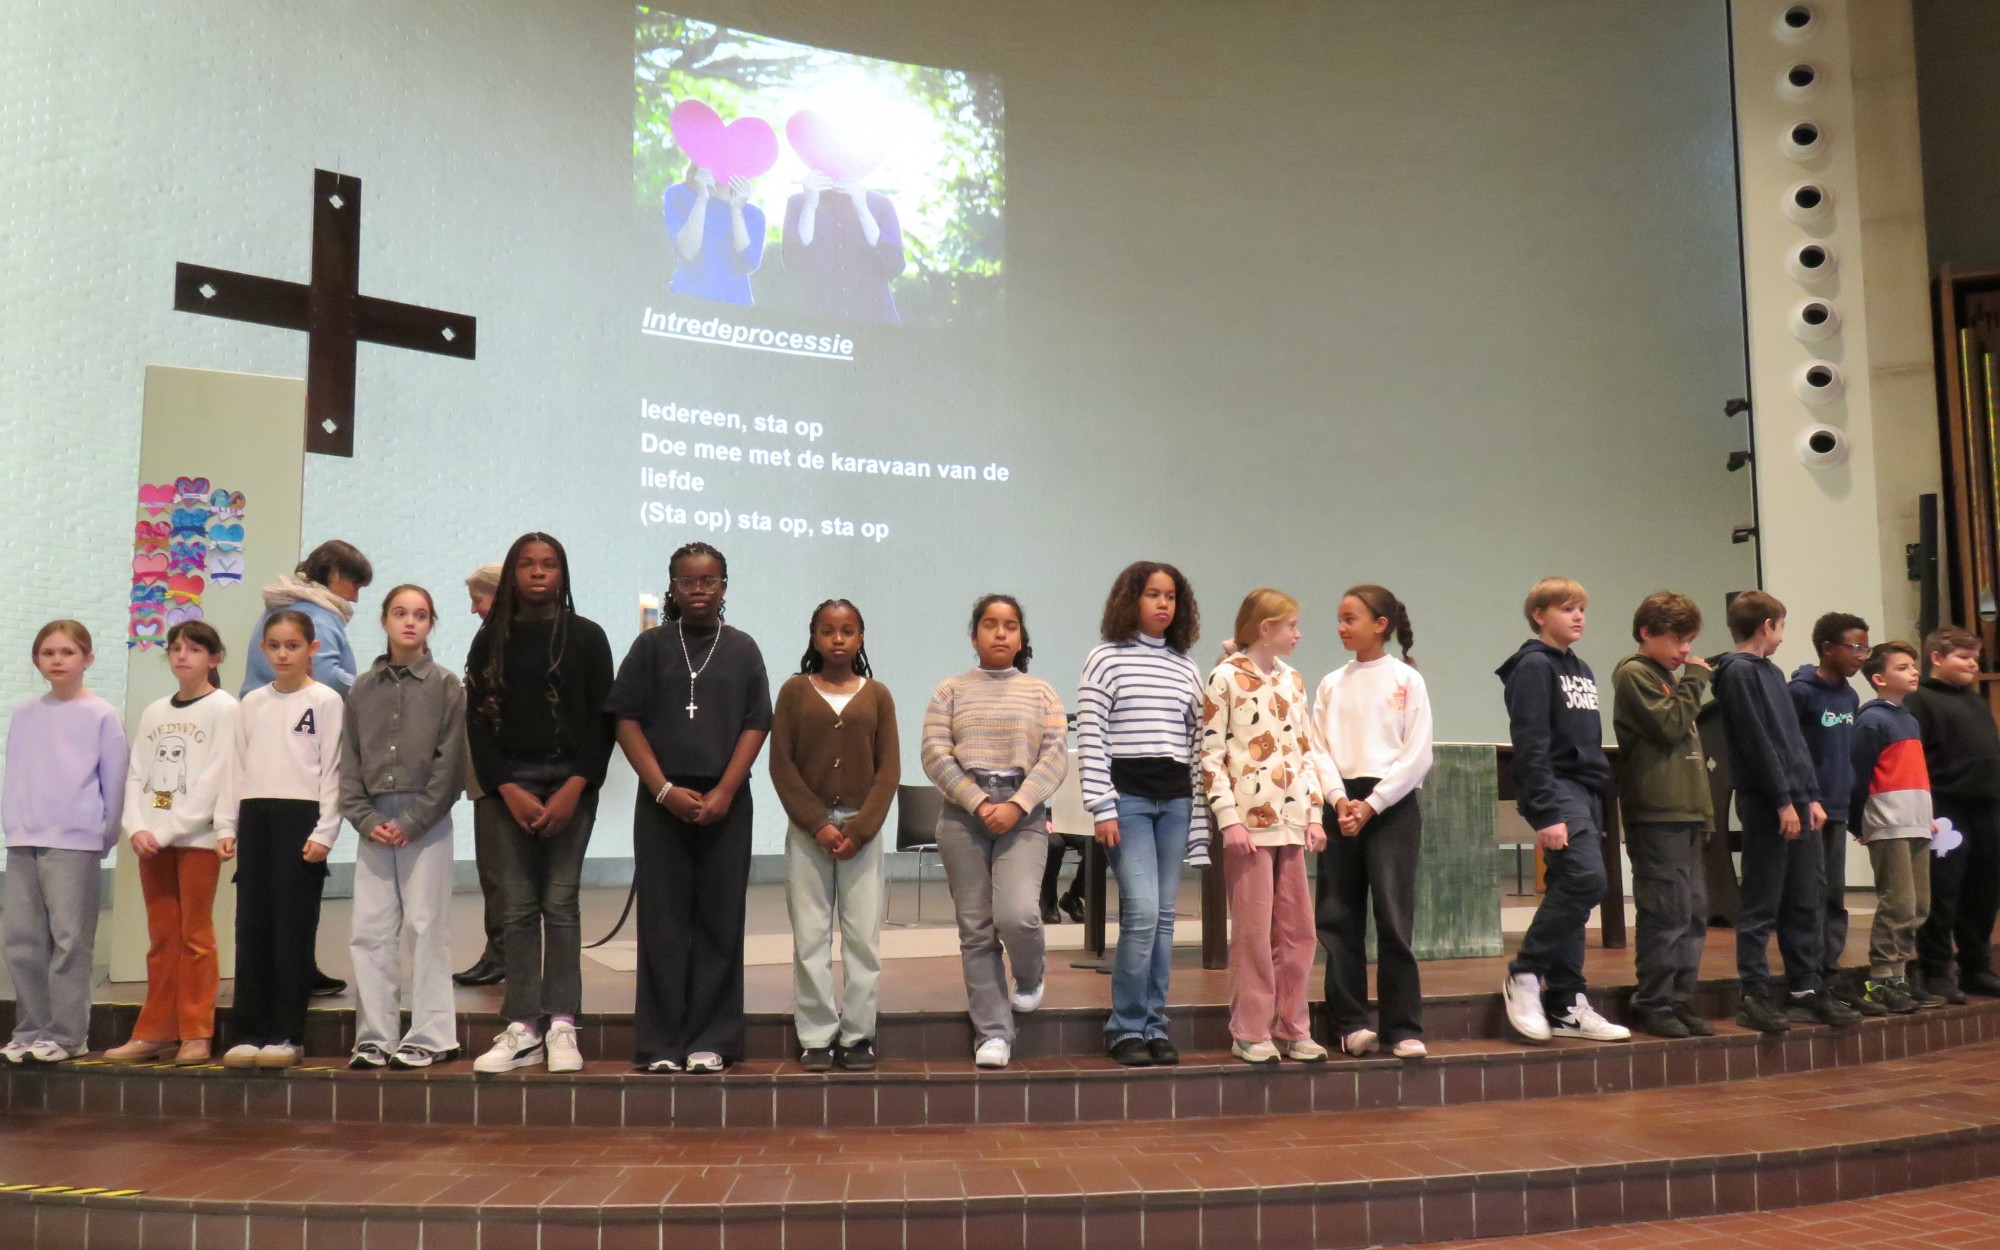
left=887, top=61, right=1004, bottom=324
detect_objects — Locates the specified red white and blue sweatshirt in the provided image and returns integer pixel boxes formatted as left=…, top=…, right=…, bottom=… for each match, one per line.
left=1848, top=697, right=1933, bottom=843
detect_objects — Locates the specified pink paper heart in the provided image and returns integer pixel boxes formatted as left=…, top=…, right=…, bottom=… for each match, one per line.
left=138, top=484, right=175, bottom=514
left=133, top=552, right=168, bottom=576
left=168, top=572, right=205, bottom=601
left=786, top=110, right=888, bottom=183
left=670, top=100, right=779, bottom=183
left=131, top=618, right=164, bottom=641
left=173, top=476, right=211, bottom=500
left=134, top=522, right=167, bottom=550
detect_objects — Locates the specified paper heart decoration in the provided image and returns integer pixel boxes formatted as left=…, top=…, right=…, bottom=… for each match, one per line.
left=168, top=573, right=205, bottom=602
left=133, top=552, right=169, bottom=577
left=209, top=488, right=245, bottom=513
left=130, top=618, right=164, bottom=642
left=133, top=521, right=168, bottom=550
left=786, top=109, right=888, bottom=183
left=1934, top=817, right=1963, bottom=857
left=129, top=599, right=163, bottom=618
left=138, top=484, right=176, bottom=514
left=165, top=604, right=205, bottom=627
left=169, top=507, right=210, bottom=535
left=207, top=550, right=245, bottom=583
left=670, top=99, right=779, bottom=183
left=173, top=476, right=211, bottom=501
left=208, top=522, right=245, bottom=546
left=130, top=582, right=166, bottom=605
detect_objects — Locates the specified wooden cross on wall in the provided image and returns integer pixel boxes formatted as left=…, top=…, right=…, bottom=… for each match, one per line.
left=174, top=169, right=476, bottom=457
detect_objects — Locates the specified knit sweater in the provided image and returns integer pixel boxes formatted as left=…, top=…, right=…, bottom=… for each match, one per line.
left=1306, top=654, right=1434, bottom=812
left=1201, top=654, right=1324, bottom=846
left=2, top=692, right=127, bottom=854
left=768, top=675, right=900, bottom=845
left=123, top=689, right=239, bottom=850
left=224, top=681, right=345, bottom=849
left=920, top=668, right=1068, bottom=814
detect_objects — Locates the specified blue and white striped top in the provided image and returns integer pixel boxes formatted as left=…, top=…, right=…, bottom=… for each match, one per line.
left=1075, top=634, right=1213, bottom=860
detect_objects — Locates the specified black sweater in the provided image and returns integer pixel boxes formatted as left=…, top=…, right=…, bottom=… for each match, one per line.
left=1906, top=677, right=2000, bottom=801
left=464, top=612, right=616, bottom=793
left=1709, top=650, right=1819, bottom=806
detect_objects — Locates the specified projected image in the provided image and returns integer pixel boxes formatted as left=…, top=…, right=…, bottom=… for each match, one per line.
left=634, top=9, right=1004, bottom=328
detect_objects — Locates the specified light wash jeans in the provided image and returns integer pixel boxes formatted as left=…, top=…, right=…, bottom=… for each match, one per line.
left=1104, top=794, right=1190, bottom=1044
left=785, top=806, right=884, bottom=1049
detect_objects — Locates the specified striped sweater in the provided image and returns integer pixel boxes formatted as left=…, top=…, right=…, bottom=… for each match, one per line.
left=921, top=668, right=1068, bottom=814
left=1849, top=698, right=1933, bottom=843
left=1076, top=634, right=1214, bottom=863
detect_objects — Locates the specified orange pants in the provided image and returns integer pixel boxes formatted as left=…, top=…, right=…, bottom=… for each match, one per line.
left=132, top=846, right=222, bottom=1042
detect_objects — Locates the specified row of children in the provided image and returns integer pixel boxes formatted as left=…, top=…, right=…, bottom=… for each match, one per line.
left=1499, top=577, right=2000, bottom=1046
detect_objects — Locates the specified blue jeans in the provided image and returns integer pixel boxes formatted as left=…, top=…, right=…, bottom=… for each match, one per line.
left=1104, top=794, right=1191, bottom=1043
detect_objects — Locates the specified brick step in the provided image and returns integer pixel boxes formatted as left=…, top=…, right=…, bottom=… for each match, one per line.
left=10, top=1033, right=2000, bottom=1248
left=14, top=997, right=2000, bottom=1130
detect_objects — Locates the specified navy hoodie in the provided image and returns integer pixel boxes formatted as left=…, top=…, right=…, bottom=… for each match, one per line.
left=1710, top=650, right=1819, bottom=807
left=1497, top=639, right=1612, bottom=830
left=1788, top=663, right=1860, bottom=822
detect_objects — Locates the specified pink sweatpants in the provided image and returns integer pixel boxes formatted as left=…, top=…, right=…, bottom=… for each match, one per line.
left=1224, top=841, right=1315, bottom=1043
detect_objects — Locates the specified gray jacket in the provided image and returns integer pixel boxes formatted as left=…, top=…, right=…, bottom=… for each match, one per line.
left=339, top=653, right=466, bottom=838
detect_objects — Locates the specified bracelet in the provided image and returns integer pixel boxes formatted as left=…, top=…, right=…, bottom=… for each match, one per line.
left=655, top=780, right=675, bottom=805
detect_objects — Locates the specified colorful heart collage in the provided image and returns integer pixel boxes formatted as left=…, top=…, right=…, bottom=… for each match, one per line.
left=129, top=477, right=248, bottom=649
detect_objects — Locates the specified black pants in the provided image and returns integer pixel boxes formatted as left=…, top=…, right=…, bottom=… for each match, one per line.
left=633, top=781, right=753, bottom=1065
left=1040, top=834, right=1087, bottom=912
left=1733, top=792, right=1823, bottom=994
left=1628, top=822, right=1707, bottom=1012
left=233, top=799, right=329, bottom=1046
left=471, top=793, right=508, bottom=966
left=1508, top=784, right=1605, bottom=1011
left=1315, top=780, right=1423, bottom=1043
left=1918, top=796, right=2000, bottom=980
left=1820, top=819, right=1849, bottom=982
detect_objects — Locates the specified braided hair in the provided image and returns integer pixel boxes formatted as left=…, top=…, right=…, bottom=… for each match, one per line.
left=798, top=599, right=874, bottom=677
left=1343, top=583, right=1415, bottom=664
left=664, top=541, right=728, bottom=621
left=471, top=532, right=576, bottom=729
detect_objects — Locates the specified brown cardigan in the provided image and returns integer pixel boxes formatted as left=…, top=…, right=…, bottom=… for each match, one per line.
left=768, top=674, right=901, bottom=844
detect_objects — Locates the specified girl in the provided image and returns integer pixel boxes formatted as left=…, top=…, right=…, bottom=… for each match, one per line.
left=664, top=166, right=765, bottom=306
left=107, top=620, right=237, bottom=1065
left=770, top=600, right=900, bottom=1071
left=1306, top=586, right=1434, bottom=1060
left=466, top=533, right=616, bottom=1074
left=220, top=610, right=345, bottom=1070
left=611, top=543, right=771, bottom=1073
left=1078, top=562, right=1209, bottom=1066
left=1202, top=589, right=1327, bottom=1065
left=921, top=595, right=1068, bottom=1069
left=339, top=586, right=467, bottom=1069
left=2, top=621, right=126, bottom=1065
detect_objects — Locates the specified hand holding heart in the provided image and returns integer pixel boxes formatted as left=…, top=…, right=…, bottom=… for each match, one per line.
left=669, top=99, right=778, bottom=185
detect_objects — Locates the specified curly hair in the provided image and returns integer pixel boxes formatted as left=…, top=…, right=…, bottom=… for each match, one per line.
left=798, top=599, right=874, bottom=677
left=1811, top=611, right=1870, bottom=657
left=970, top=593, right=1033, bottom=672
left=1098, top=561, right=1199, bottom=654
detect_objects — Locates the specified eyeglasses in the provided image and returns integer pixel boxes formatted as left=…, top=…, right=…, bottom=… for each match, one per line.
left=671, top=576, right=724, bottom=592
left=1839, top=643, right=1870, bottom=655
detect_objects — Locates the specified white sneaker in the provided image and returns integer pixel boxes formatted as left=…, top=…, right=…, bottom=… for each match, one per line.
left=222, top=1043, right=262, bottom=1069
left=1341, top=1028, right=1379, bottom=1057
left=545, top=1021, right=583, bottom=1073
left=1231, top=1039, right=1281, bottom=1065
left=0, top=1040, right=33, bottom=1065
left=1284, top=1037, right=1328, bottom=1063
left=23, top=1040, right=83, bottom=1064
left=974, top=1037, right=1011, bottom=1068
left=686, top=1051, right=726, bottom=1074
left=1549, top=993, right=1631, bottom=1042
left=473, top=1022, right=545, bottom=1074
left=1392, top=1038, right=1429, bottom=1059
left=255, top=1042, right=301, bottom=1069
left=1504, top=972, right=1552, bottom=1043
left=1009, top=981, right=1044, bottom=1013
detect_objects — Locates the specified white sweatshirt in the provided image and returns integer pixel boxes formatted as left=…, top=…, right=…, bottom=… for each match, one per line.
left=223, top=681, right=345, bottom=849
left=123, top=689, right=239, bottom=850
left=1307, top=655, right=1435, bottom=812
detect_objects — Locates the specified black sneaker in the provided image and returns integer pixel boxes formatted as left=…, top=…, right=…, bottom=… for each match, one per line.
left=835, top=1040, right=876, bottom=1071
left=310, top=971, right=347, bottom=999
left=1147, top=1037, right=1180, bottom=1066
left=1963, top=970, right=2000, bottom=997
left=1736, top=992, right=1791, bottom=1034
left=1058, top=894, right=1085, bottom=924
left=1669, top=1002, right=1715, bottom=1037
left=1787, top=989, right=1859, bottom=1026
left=1109, top=1036, right=1154, bottom=1067
left=1920, top=971, right=1966, bottom=1005
left=349, top=1042, right=390, bottom=1070
left=1633, top=1007, right=1689, bottom=1039
left=1833, top=984, right=1888, bottom=1017
left=1906, top=976, right=1949, bottom=1009
left=798, top=1046, right=836, bottom=1073
left=1865, top=979, right=1918, bottom=1015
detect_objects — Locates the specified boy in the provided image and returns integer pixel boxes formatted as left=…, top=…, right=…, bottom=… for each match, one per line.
left=1909, top=626, right=2000, bottom=1002
left=1789, top=612, right=1871, bottom=1015
left=1498, top=577, right=1631, bottom=1044
left=1612, top=592, right=1715, bottom=1039
left=1850, top=643, right=1934, bottom=1013
left=1710, top=590, right=1855, bottom=1032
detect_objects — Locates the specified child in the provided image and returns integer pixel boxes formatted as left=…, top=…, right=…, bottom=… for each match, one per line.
left=339, top=586, right=466, bottom=1069
left=2, top=621, right=126, bottom=1064
left=219, top=610, right=344, bottom=1069
left=1202, top=588, right=1329, bottom=1065
left=921, top=594, right=1068, bottom=1070
left=769, top=599, right=899, bottom=1072
left=1909, top=626, right=2000, bottom=1003
left=1306, top=585, right=1433, bottom=1060
left=466, top=533, right=615, bottom=1074
left=1711, top=590, right=1854, bottom=1032
left=107, top=621, right=238, bottom=1065
left=1789, top=612, right=1870, bottom=1015
left=1077, top=562, right=1209, bottom=1067
left=1851, top=642, right=1933, bottom=1013
left=1611, top=592, right=1714, bottom=1039
left=609, top=542, right=772, bottom=1074
left=1498, top=578, right=1630, bottom=1044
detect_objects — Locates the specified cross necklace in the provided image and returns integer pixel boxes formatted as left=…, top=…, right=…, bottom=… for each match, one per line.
left=678, top=622, right=725, bottom=719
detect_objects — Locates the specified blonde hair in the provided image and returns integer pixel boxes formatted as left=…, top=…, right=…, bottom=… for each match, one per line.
left=465, top=563, right=503, bottom=593
left=1232, top=588, right=1300, bottom=650
left=1524, top=577, right=1588, bottom=629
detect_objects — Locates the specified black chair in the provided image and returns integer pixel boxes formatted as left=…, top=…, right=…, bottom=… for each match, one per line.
left=891, top=784, right=948, bottom=924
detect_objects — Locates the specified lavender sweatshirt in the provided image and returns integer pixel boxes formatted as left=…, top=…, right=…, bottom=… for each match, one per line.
left=2, top=693, right=128, bottom=855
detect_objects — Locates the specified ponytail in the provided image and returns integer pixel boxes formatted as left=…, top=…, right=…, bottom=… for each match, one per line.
left=1343, top=584, right=1414, bottom=665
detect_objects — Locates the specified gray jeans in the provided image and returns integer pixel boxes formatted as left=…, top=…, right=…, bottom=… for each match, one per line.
left=484, top=791, right=597, bottom=1022
left=935, top=775, right=1049, bottom=1044
left=1629, top=822, right=1708, bottom=1012
left=4, top=846, right=102, bottom=1051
